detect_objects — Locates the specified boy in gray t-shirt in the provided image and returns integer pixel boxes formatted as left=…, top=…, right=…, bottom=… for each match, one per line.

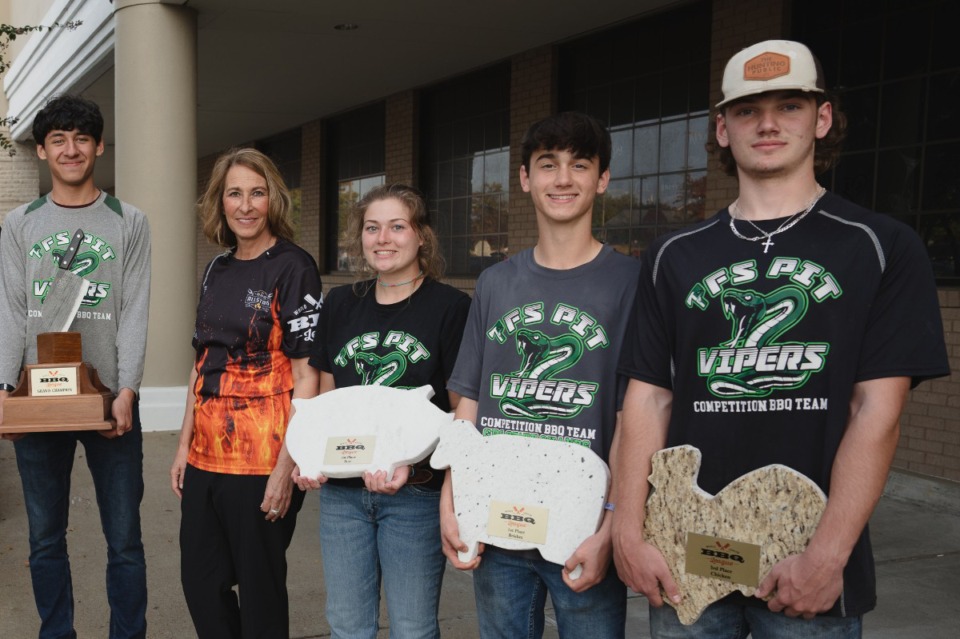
left=444, top=111, right=639, bottom=639
left=0, top=95, right=150, bottom=638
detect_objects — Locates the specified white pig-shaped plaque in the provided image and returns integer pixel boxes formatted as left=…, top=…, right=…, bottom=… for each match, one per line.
left=286, top=384, right=452, bottom=480
left=431, top=418, right=609, bottom=579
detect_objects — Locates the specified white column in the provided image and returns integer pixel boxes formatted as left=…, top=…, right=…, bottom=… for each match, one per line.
left=114, top=0, right=196, bottom=429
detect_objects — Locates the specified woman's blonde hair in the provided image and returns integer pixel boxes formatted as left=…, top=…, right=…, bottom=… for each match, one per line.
left=199, top=147, right=295, bottom=248
left=344, top=184, right=444, bottom=288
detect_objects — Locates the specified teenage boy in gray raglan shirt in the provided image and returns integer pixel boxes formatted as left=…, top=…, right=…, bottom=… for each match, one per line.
left=0, top=95, right=151, bottom=639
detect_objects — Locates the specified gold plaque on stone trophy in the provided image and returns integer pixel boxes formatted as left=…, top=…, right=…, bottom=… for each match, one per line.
left=0, top=332, right=115, bottom=433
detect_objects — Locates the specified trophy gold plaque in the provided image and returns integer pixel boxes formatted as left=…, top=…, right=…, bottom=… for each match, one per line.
left=643, top=445, right=826, bottom=625
left=0, top=332, right=115, bottom=433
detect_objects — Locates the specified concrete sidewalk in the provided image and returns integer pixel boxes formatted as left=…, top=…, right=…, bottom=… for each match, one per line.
left=1, top=432, right=958, bottom=638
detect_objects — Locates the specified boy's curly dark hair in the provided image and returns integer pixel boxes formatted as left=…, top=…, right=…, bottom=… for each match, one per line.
left=32, top=94, right=104, bottom=144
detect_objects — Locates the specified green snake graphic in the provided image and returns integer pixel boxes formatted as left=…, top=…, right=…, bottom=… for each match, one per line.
left=42, top=249, right=99, bottom=304
left=708, top=285, right=813, bottom=397
left=499, top=328, right=586, bottom=419
left=50, top=248, right=99, bottom=279
left=354, top=351, right=406, bottom=387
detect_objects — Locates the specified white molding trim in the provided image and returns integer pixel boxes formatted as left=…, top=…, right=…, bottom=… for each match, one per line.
left=3, top=0, right=115, bottom=141
left=138, top=385, right=186, bottom=432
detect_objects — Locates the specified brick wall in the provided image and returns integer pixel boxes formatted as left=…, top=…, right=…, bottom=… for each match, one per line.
left=897, top=290, right=960, bottom=481
left=0, top=140, right=39, bottom=220
left=385, top=91, right=418, bottom=187
left=508, top=45, right=557, bottom=255
left=300, top=120, right=323, bottom=268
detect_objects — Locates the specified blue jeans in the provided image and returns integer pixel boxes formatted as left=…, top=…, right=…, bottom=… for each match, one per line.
left=319, top=483, right=446, bottom=639
left=473, top=546, right=627, bottom=639
left=650, top=599, right=862, bottom=639
left=13, top=409, right=147, bottom=639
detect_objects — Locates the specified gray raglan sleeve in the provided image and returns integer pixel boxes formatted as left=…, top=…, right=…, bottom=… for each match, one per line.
left=115, top=207, right=152, bottom=393
left=0, top=210, right=28, bottom=386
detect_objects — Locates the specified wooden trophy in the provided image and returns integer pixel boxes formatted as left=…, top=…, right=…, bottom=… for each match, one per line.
left=0, top=332, right=115, bottom=433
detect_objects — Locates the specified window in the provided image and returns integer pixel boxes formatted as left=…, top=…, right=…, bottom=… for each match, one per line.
left=421, top=64, right=510, bottom=275
left=326, top=103, right=386, bottom=272
left=795, top=0, right=960, bottom=281
left=257, top=128, right=302, bottom=239
left=559, top=1, right=712, bottom=257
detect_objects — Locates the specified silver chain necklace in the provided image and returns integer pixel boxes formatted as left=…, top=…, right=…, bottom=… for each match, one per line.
left=728, top=186, right=826, bottom=253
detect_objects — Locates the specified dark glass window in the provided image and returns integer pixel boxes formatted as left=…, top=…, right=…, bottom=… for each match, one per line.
left=257, top=128, right=302, bottom=239
left=559, top=1, right=712, bottom=257
left=325, top=103, right=386, bottom=272
left=421, top=64, right=510, bottom=275
left=795, top=0, right=960, bottom=281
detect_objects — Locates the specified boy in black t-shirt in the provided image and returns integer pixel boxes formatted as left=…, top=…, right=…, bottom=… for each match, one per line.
left=612, top=40, right=950, bottom=638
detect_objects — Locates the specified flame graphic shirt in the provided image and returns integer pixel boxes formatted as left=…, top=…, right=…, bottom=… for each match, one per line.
left=189, top=239, right=323, bottom=475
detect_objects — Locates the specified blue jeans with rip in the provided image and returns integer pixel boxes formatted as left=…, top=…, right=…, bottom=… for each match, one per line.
left=319, top=482, right=445, bottom=639
left=13, top=408, right=146, bottom=639
left=472, top=546, right=627, bottom=639
left=650, top=599, right=862, bottom=639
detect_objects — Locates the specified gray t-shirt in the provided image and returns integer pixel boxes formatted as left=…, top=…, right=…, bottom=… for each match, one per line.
left=448, top=245, right=640, bottom=462
left=0, top=192, right=151, bottom=394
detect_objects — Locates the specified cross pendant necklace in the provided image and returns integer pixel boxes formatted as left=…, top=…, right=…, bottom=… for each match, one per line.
left=728, top=186, right=827, bottom=253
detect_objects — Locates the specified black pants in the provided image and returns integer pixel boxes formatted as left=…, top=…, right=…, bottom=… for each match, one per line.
left=179, top=465, right=304, bottom=639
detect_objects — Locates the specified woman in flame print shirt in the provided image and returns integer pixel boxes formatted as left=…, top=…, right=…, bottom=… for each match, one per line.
left=170, top=149, right=323, bottom=639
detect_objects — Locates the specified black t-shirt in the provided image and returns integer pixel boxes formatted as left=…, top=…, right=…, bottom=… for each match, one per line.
left=309, top=277, right=471, bottom=488
left=620, top=192, right=949, bottom=616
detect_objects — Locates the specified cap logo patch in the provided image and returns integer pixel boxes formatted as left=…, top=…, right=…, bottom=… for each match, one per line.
left=743, top=52, right=790, bottom=80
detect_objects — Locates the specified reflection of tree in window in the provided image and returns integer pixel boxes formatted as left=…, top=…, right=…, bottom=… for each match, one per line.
left=559, top=2, right=712, bottom=258
left=794, top=0, right=959, bottom=281
left=421, top=64, right=510, bottom=275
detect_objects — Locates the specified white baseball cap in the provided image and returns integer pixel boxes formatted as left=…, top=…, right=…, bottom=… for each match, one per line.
left=717, top=40, right=825, bottom=108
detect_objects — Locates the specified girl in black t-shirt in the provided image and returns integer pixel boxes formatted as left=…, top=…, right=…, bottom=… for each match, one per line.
left=296, top=184, right=469, bottom=639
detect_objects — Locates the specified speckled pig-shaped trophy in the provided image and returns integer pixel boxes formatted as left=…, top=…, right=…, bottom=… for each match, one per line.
left=284, top=384, right=451, bottom=480
left=643, top=445, right=827, bottom=624
left=430, top=419, right=609, bottom=579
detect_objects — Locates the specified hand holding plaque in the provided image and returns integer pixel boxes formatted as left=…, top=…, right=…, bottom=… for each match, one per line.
left=0, top=332, right=116, bottom=433
left=643, top=445, right=826, bottom=625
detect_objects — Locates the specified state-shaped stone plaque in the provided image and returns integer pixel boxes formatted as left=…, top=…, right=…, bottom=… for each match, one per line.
left=431, top=419, right=609, bottom=579
left=644, top=445, right=826, bottom=624
left=285, top=385, right=452, bottom=480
